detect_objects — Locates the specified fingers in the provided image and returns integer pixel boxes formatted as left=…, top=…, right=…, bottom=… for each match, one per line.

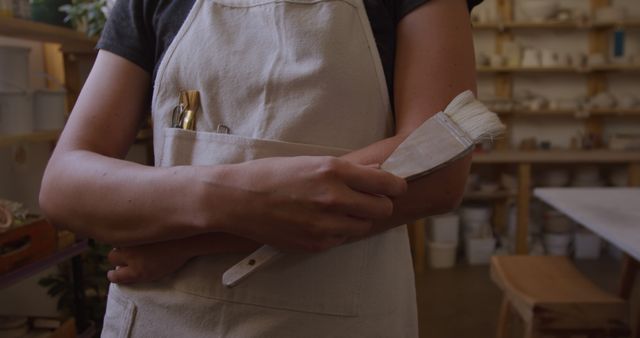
left=336, top=189, right=395, bottom=219
left=107, top=266, right=137, bottom=284
left=308, top=214, right=372, bottom=240
left=108, top=248, right=127, bottom=266
left=338, top=161, right=407, bottom=197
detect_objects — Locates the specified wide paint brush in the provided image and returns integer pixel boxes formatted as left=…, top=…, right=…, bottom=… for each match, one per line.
left=222, top=90, right=505, bottom=288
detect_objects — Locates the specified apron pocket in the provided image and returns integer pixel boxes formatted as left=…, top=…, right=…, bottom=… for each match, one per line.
left=159, top=127, right=350, bottom=166
left=161, top=127, right=367, bottom=316
left=101, top=284, right=136, bottom=338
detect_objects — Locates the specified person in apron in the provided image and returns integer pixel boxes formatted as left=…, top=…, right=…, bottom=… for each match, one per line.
left=40, top=0, right=482, bottom=336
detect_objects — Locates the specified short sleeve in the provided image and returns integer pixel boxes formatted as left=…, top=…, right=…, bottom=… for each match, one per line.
left=396, top=0, right=484, bottom=22
left=96, top=0, right=156, bottom=74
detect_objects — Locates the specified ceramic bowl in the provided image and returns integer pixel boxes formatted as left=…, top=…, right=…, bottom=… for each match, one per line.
left=522, top=0, right=558, bottom=22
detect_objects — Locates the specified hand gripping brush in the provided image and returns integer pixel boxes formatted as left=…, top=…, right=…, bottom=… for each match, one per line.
left=222, top=90, right=505, bottom=288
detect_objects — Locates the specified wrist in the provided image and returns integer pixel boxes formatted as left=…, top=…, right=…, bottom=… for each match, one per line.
left=188, top=164, right=238, bottom=234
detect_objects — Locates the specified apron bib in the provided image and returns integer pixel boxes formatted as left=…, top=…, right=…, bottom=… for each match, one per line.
left=102, top=0, right=417, bottom=336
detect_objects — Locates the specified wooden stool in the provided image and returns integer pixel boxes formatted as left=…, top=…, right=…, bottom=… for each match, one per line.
left=491, top=256, right=630, bottom=338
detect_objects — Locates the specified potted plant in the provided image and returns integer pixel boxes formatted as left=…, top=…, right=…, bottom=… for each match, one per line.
left=59, top=0, right=112, bottom=37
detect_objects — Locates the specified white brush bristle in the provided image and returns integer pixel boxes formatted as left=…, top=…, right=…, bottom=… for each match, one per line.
left=443, top=90, right=505, bottom=142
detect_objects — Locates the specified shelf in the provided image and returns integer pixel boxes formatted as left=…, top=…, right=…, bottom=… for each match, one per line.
left=473, top=20, right=640, bottom=31
left=464, top=190, right=516, bottom=201
left=0, top=128, right=152, bottom=148
left=589, top=108, right=640, bottom=116
left=473, top=150, right=640, bottom=164
left=0, top=240, right=88, bottom=289
left=136, top=128, right=152, bottom=142
left=478, top=66, right=582, bottom=73
left=494, top=109, right=640, bottom=117
left=0, top=17, right=96, bottom=51
left=0, top=130, right=61, bottom=148
left=590, top=64, right=640, bottom=72
left=591, top=20, right=640, bottom=29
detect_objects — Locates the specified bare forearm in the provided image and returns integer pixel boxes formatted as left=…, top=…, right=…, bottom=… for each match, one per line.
left=40, top=150, right=217, bottom=246
left=342, top=136, right=471, bottom=232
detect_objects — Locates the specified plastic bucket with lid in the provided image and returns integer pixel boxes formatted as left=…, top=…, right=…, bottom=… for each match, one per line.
left=0, top=46, right=30, bottom=92
left=0, top=91, right=33, bottom=135
left=574, top=231, right=602, bottom=259
left=428, top=214, right=460, bottom=244
left=427, top=241, right=457, bottom=268
left=465, top=237, right=496, bottom=265
left=544, top=233, right=572, bottom=256
left=34, top=89, right=67, bottom=130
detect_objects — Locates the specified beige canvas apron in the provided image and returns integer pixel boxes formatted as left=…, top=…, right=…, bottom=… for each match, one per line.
left=101, top=0, right=418, bottom=337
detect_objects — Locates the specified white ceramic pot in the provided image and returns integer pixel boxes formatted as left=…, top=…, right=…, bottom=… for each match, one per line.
left=595, top=7, right=625, bottom=23
left=0, top=46, right=30, bottom=92
left=541, top=49, right=559, bottom=67
left=617, top=95, right=638, bottom=110
left=522, top=0, right=558, bottom=22
left=0, top=91, right=33, bottom=135
left=522, top=48, right=541, bottom=67
left=34, top=89, right=67, bottom=131
left=490, top=54, right=506, bottom=68
left=540, top=169, right=570, bottom=187
left=588, top=53, right=607, bottom=67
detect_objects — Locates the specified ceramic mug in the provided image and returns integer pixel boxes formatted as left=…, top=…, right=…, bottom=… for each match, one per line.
left=522, top=48, right=541, bottom=68
left=490, top=53, right=506, bottom=68
left=588, top=53, right=606, bottom=67
left=569, top=52, right=585, bottom=68
left=541, top=49, right=559, bottom=67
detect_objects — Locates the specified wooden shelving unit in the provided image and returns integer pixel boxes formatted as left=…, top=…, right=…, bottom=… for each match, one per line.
left=468, top=0, right=640, bottom=256
left=0, top=17, right=96, bottom=52
left=478, top=66, right=583, bottom=73
left=0, top=130, right=61, bottom=148
left=474, top=20, right=640, bottom=31
left=0, top=16, right=98, bottom=334
left=464, top=190, right=516, bottom=201
left=473, top=150, right=640, bottom=164
left=494, top=108, right=640, bottom=117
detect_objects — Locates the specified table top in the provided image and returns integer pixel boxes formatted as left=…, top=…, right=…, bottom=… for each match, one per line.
left=534, top=188, right=640, bottom=261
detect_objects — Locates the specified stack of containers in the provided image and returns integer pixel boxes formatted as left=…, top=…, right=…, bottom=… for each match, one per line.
left=574, top=227, right=602, bottom=259
left=543, top=209, right=574, bottom=255
left=0, top=46, right=33, bottom=135
left=461, top=205, right=495, bottom=265
left=426, top=213, right=460, bottom=268
left=0, top=45, right=67, bottom=135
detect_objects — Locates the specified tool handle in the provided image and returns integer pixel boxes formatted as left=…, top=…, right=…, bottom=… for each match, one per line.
left=222, top=245, right=282, bottom=288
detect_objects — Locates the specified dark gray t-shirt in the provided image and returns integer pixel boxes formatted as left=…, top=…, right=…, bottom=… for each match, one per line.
left=98, top=0, right=481, bottom=100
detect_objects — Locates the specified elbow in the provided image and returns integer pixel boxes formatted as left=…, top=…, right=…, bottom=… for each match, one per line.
left=39, top=169, right=67, bottom=231
left=421, top=153, right=472, bottom=216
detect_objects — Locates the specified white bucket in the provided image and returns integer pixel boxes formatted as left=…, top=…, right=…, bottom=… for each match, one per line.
left=544, top=233, right=572, bottom=256
left=428, top=214, right=460, bottom=244
left=543, top=210, right=574, bottom=233
left=465, top=237, right=495, bottom=265
left=34, top=89, right=67, bottom=131
left=0, top=46, right=30, bottom=92
left=574, top=231, right=602, bottom=259
left=0, top=91, right=33, bottom=135
left=427, top=241, right=457, bottom=269
left=461, top=206, right=492, bottom=224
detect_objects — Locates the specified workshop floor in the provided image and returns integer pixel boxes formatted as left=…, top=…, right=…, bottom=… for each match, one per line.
left=415, top=255, right=638, bottom=338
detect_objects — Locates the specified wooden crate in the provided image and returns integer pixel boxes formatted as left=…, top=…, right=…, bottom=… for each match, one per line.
left=0, top=219, right=57, bottom=274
